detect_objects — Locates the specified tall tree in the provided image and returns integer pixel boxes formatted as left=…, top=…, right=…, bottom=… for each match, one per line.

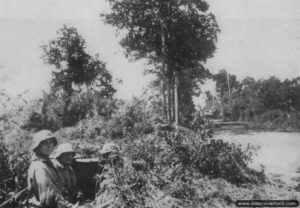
left=41, top=25, right=116, bottom=98
left=102, top=0, right=219, bottom=125
left=41, top=25, right=116, bottom=126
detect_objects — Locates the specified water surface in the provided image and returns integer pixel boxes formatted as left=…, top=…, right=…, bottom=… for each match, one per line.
left=214, top=130, right=300, bottom=185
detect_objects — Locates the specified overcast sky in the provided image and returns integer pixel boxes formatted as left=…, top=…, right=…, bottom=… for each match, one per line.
left=0, top=0, right=300, bottom=101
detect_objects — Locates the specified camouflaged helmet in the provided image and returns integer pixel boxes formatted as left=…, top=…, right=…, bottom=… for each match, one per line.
left=52, top=143, right=75, bottom=158
left=99, top=142, right=120, bottom=155
left=31, top=130, right=58, bottom=152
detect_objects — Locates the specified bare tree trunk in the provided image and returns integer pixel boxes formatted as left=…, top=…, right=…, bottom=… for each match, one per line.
left=171, top=68, right=175, bottom=122
left=174, top=71, right=179, bottom=132
left=160, top=78, right=167, bottom=120
left=171, top=77, right=175, bottom=122
left=160, top=0, right=172, bottom=123
left=160, top=15, right=167, bottom=121
left=167, top=71, right=172, bottom=123
left=226, top=71, right=232, bottom=120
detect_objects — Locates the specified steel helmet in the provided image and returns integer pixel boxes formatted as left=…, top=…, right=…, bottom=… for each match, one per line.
left=99, top=142, right=120, bottom=155
left=31, top=130, right=58, bottom=152
left=52, top=143, right=75, bottom=158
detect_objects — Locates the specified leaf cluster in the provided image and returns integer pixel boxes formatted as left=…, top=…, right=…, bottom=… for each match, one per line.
left=41, top=25, right=116, bottom=97
left=102, top=0, right=219, bottom=77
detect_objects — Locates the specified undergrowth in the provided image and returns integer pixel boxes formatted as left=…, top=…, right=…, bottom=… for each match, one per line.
left=0, top=98, right=266, bottom=208
left=80, top=125, right=265, bottom=208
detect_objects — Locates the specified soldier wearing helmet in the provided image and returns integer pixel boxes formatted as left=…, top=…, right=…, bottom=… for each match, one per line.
left=27, top=130, right=78, bottom=208
left=52, top=143, right=79, bottom=204
left=96, top=142, right=146, bottom=206
left=99, top=142, right=146, bottom=172
left=99, top=142, right=122, bottom=167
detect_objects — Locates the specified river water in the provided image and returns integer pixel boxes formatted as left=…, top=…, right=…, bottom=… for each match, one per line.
left=214, top=130, right=300, bottom=185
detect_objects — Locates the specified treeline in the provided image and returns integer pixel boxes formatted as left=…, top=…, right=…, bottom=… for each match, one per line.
left=205, top=69, right=300, bottom=130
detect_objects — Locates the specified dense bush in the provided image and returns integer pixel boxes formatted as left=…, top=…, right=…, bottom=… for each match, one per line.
left=24, top=92, right=120, bottom=131
left=85, top=125, right=265, bottom=207
left=123, top=130, right=264, bottom=185
left=0, top=143, right=31, bottom=206
left=0, top=94, right=266, bottom=208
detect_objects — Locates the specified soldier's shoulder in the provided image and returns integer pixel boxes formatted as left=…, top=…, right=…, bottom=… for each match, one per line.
left=29, top=160, right=50, bottom=171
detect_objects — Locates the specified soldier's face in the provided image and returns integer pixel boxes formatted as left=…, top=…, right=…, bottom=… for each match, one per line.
left=102, top=152, right=120, bottom=165
left=102, top=152, right=111, bottom=160
left=37, top=138, right=55, bottom=156
left=59, top=152, right=74, bottom=165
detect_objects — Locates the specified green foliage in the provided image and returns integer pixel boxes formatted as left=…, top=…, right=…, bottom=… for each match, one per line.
left=87, top=125, right=264, bottom=207
left=39, top=25, right=116, bottom=128
left=102, top=0, right=219, bottom=63
left=0, top=91, right=35, bottom=136
left=0, top=143, right=31, bottom=206
left=62, top=97, right=155, bottom=142
left=255, top=76, right=299, bottom=114
left=102, top=0, right=219, bottom=124
left=65, top=96, right=261, bottom=187
left=213, top=69, right=240, bottom=98
left=25, top=91, right=120, bottom=130
left=63, top=97, right=263, bottom=207
left=195, top=140, right=263, bottom=184
left=208, top=70, right=300, bottom=128
left=189, top=112, right=213, bottom=138
left=253, top=109, right=300, bottom=130
left=0, top=94, right=266, bottom=208
left=41, top=25, right=115, bottom=97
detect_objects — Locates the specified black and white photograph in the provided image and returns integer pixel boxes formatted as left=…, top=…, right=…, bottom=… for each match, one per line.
left=1, top=0, right=300, bottom=207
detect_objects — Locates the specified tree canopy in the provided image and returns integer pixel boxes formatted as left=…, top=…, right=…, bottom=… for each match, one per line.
left=102, top=0, right=219, bottom=125
left=39, top=25, right=116, bottom=127
left=41, top=25, right=116, bottom=98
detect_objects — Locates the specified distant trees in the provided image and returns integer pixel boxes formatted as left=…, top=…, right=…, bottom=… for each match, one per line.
left=101, top=0, right=219, bottom=125
left=213, top=69, right=240, bottom=97
left=206, top=70, right=300, bottom=122
left=212, top=69, right=240, bottom=120
left=259, top=77, right=290, bottom=111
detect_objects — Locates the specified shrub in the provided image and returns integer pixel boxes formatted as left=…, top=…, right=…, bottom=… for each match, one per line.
left=254, top=109, right=300, bottom=130
left=24, top=92, right=120, bottom=131
left=0, top=143, right=31, bottom=206
left=87, top=125, right=265, bottom=207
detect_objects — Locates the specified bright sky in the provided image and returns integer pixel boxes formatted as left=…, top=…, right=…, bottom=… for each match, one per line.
left=0, top=0, right=300, bottom=101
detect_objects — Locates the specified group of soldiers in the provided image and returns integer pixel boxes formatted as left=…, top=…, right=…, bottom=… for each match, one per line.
left=27, top=129, right=122, bottom=208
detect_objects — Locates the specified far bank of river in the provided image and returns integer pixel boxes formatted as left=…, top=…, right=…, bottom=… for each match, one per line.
left=213, top=130, right=300, bottom=186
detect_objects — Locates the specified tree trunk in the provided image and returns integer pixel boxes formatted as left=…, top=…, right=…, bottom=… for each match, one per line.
left=160, top=78, right=167, bottom=121
left=160, top=0, right=168, bottom=122
left=160, top=23, right=167, bottom=121
left=167, top=72, right=172, bottom=123
left=174, top=71, right=179, bottom=132
left=166, top=63, right=176, bottom=123
left=172, top=77, right=175, bottom=122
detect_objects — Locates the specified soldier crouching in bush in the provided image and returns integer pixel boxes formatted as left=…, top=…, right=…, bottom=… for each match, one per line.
left=27, top=130, right=78, bottom=208
left=95, top=142, right=128, bottom=207
left=94, top=142, right=148, bottom=207
left=99, top=142, right=145, bottom=171
left=99, top=143, right=124, bottom=169
left=94, top=142, right=178, bottom=208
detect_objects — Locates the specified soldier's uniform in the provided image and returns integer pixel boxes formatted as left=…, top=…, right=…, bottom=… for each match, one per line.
left=52, top=143, right=78, bottom=203
left=27, top=130, right=75, bottom=208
